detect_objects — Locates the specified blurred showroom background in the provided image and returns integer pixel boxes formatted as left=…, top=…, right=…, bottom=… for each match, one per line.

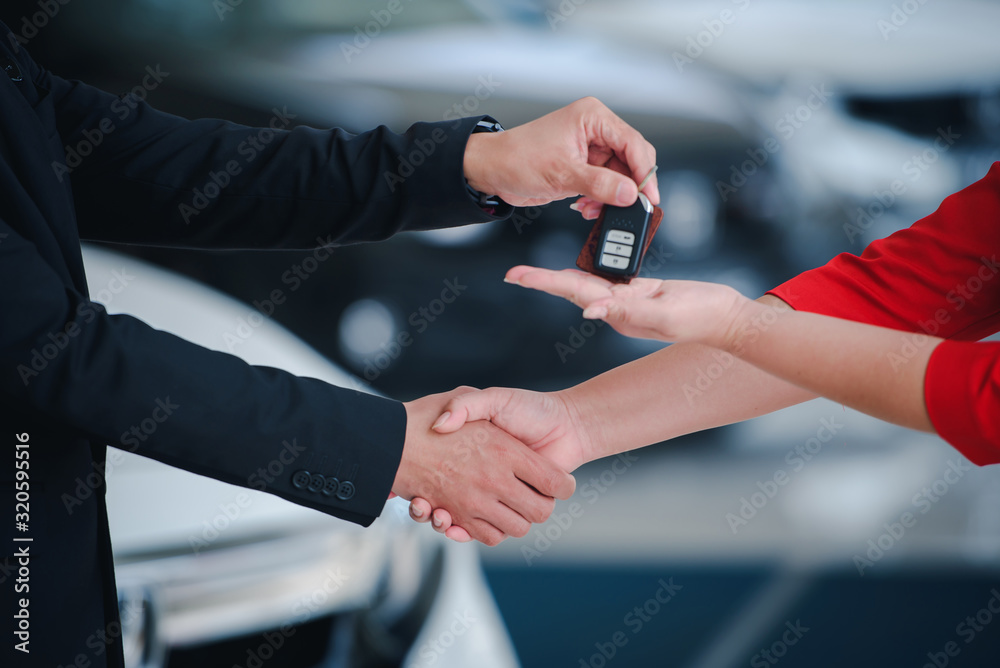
left=6, top=0, right=1000, bottom=666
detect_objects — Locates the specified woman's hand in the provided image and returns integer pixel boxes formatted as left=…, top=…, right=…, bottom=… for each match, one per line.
left=507, top=265, right=938, bottom=435
left=505, top=266, right=751, bottom=348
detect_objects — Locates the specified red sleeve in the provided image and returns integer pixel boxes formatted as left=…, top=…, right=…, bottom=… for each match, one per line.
left=768, top=162, right=1000, bottom=465
left=925, top=341, right=1000, bottom=466
left=769, top=162, right=1000, bottom=339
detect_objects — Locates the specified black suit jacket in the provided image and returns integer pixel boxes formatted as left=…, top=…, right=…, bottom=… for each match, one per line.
left=0, top=24, right=509, bottom=668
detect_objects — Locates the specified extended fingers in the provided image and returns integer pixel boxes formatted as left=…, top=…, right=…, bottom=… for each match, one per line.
left=506, top=266, right=614, bottom=309
left=582, top=281, right=693, bottom=342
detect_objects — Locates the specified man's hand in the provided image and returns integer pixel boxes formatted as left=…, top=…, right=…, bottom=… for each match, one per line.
left=393, top=388, right=577, bottom=546
left=463, top=97, right=659, bottom=213
left=407, top=387, right=590, bottom=542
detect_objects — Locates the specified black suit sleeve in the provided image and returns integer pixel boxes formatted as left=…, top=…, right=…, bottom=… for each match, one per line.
left=0, top=34, right=512, bottom=526
left=20, top=49, right=510, bottom=249
left=1, top=215, right=405, bottom=526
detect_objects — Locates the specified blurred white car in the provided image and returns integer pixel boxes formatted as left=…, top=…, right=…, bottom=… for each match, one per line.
left=83, top=242, right=519, bottom=668
left=570, top=0, right=1000, bottom=267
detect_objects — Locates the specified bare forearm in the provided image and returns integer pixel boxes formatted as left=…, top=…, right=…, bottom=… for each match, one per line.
left=723, top=301, right=939, bottom=432
left=562, top=295, right=816, bottom=462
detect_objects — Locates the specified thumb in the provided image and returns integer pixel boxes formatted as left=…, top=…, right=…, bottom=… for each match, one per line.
left=569, top=164, right=637, bottom=207
left=583, top=297, right=641, bottom=331
left=431, top=388, right=509, bottom=434
left=585, top=296, right=672, bottom=341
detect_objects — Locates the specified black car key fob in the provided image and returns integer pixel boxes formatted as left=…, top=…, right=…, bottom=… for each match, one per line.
left=576, top=193, right=662, bottom=283
left=594, top=192, right=654, bottom=276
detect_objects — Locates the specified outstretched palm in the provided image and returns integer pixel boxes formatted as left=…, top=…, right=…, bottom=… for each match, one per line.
left=507, top=266, right=746, bottom=347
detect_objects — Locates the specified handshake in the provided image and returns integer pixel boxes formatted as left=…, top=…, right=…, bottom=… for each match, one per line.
left=386, top=97, right=665, bottom=546
left=388, top=263, right=763, bottom=546
left=379, top=91, right=774, bottom=544
left=391, top=383, right=587, bottom=546
left=385, top=248, right=949, bottom=548
left=385, top=90, right=957, bottom=545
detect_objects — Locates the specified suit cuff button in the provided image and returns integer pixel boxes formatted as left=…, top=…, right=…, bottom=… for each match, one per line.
left=291, top=470, right=311, bottom=489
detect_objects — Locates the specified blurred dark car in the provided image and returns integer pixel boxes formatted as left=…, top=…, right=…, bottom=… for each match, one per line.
left=15, top=0, right=1000, bottom=399
left=39, top=0, right=787, bottom=400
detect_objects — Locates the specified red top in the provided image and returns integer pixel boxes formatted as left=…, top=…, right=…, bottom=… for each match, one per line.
left=769, top=162, right=1000, bottom=465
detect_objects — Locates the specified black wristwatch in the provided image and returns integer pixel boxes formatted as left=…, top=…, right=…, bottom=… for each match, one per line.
left=465, top=118, right=506, bottom=213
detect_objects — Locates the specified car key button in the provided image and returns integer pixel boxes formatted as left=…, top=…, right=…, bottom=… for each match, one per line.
left=600, top=253, right=631, bottom=269
left=606, top=230, right=635, bottom=245
left=603, top=242, right=633, bottom=257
